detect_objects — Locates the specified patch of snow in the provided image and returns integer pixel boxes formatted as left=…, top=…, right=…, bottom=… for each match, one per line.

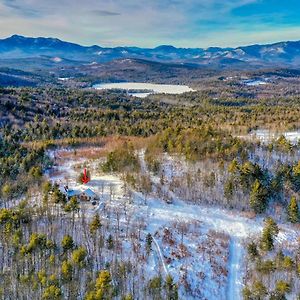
left=261, top=46, right=285, bottom=55
left=242, top=79, right=268, bottom=86
left=52, top=57, right=62, bottom=63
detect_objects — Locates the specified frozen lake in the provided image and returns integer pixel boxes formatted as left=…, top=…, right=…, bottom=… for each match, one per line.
left=93, top=82, right=195, bottom=98
left=242, top=79, right=268, bottom=86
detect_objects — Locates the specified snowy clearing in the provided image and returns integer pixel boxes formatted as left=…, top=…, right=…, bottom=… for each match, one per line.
left=44, top=148, right=300, bottom=299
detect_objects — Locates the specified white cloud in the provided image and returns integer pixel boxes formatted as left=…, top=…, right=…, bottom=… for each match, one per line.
left=0, top=0, right=298, bottom=47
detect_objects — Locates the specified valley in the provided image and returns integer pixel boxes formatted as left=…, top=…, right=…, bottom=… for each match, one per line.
left=1, top=34, right=300, bottom=300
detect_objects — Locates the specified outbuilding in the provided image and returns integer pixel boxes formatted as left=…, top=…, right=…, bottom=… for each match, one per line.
left=66, top=189, right=81, bottom=200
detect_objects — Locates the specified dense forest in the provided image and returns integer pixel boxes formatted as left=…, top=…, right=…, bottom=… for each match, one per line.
left=1, top=87, right=300, bottom=144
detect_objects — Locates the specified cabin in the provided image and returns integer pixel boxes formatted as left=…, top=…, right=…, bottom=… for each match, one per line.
left=79, top=188, right=98, bottom=202
left=64, top=186, right=98, bottom=202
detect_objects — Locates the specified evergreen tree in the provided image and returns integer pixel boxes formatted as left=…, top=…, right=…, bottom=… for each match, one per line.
left=287, top=196, right=299, bottom=223
left=282, top=256, right=294, bottom=271
left=61, top=235, right=74, bottom=253
left=61, top=260, right=73, bottom=281
left=146, top=233, right=153, bottom=255
left=224, top=179, right=234, bottom=200
left=94, top=270, right=113, bottom=300
left=256, top=259, right=275, bottom=275
left=292, top=161, right=300, bottom=191
left=242, top=286, right=252, bottom=300
left=275, top=250, right=285, bottom=269
left=260, top=218, right=279, bottom=252
left=42, top=285, right=62, bottom=300
left=247, top=242, right=259, bottom=260
left=228, top=158, right=239, bottom=173
left=107, top=234, right=114, bottom=250
left=122, top=295, right=133, bottom=300
left=250, top=179, right=268, bottom=214
left=260, top=228, right=275, bottom=252
left=265, top=217, right=279, bottom=236
left=71, top=246, right=87, bottom=268
left=64, top=197, right=79, bottom=214
left=252, top=280, right=267, bottom=299
left=275, top=280, right=291, bottom=297
left=90, top=214, right=102, bottom=235
left=148, top=276, right=162, bottom=299
left=165, top=274, right=178, bottom=300
left=51, top=187, right=66, bottom=204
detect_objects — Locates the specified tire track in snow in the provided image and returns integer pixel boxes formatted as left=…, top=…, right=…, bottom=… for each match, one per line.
left=152, top=236, right=168, bottom=276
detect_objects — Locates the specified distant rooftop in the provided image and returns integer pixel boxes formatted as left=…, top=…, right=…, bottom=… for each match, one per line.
left=83, top=188, right=96, bottom=197
left=67, top=189, right=81, bottom=197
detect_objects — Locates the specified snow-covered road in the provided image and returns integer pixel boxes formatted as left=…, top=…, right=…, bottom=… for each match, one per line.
left=146, top=199, right=263, bottom=239
left=227, top=238, right=244, bottom=300
left=142, top=198, right=298, bottom=299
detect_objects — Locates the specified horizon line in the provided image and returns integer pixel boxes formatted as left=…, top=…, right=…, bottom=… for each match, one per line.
left=1, top=34, right=300, bottom=51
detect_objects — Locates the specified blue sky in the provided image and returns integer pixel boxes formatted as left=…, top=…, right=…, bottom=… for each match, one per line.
left=0, top=0, right=299, bottom=48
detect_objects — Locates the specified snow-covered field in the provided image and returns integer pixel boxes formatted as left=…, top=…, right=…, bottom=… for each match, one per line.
left=93, top=82, right=195, bottom=98
left=252, top=129, right=300, bottom=144
left=242, top=79, right=268, bottom=86
left=238, top=129, right=300, bottom=145
left=45, top=148, right=300, bottom=300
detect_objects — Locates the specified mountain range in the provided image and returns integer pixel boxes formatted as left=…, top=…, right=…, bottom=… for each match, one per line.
left=1, top=35, right=300, bottom=69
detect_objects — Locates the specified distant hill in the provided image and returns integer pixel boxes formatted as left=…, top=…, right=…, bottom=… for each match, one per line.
left=0, top=35, right=300, bottom=69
